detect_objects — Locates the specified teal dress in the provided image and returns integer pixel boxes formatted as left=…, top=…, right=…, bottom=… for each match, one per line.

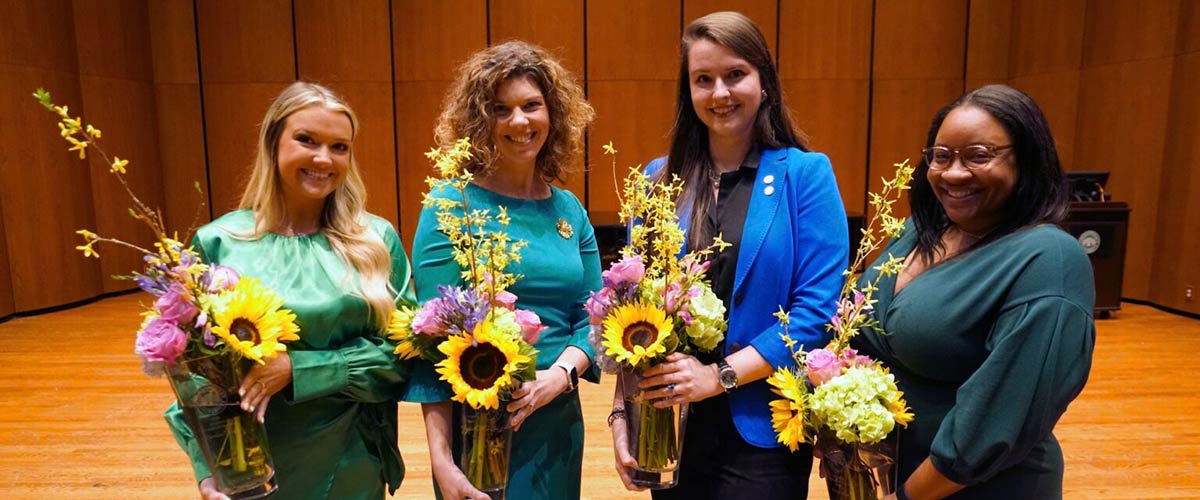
left=401, top=183, right=602, bottom=500
left=851, top=222, right=1095, bottom=499
left=166, top=209, right=415, bottom=500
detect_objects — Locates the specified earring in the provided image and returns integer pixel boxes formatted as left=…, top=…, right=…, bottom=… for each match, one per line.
left=761, top=90, right=768, bottom=100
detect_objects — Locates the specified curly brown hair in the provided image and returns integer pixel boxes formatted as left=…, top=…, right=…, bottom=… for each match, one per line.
left=435, top=40, right=594, bottom=182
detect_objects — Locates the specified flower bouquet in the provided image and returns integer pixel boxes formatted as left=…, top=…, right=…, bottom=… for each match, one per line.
left=386, top=139, right=541, bottom=500
left=585, top=144, right=728, bottom=489
left=35, top=89, right=300, bottom=499
left=766, top=160, right=916, bottom=500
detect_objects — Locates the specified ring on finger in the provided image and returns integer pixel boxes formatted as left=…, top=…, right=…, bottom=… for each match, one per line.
left=666, top=383, right=675, bottom=392
left=256, top=380, right=266, bottom=392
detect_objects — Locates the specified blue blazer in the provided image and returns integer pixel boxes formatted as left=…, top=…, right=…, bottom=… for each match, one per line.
left=645, top=147, right=848, bottom=448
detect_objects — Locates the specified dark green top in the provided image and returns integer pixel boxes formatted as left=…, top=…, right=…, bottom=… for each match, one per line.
left=166, top=209, right=415, bottom=500
left=401, top=183, right=602, bottom=500
left=852, top=222, right=1095, bottom=499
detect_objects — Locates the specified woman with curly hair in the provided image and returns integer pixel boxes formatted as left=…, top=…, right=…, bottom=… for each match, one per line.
left=401, top=40, right=600, bottom=500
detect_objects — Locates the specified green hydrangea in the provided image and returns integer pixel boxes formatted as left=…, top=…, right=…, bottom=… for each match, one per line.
left=808, top=366, right=901, bottom=444
left=685, top=286, right=726, bottom=352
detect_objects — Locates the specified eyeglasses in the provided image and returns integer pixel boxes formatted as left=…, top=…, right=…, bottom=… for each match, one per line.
left=921, top=144, right=1012, bottom=170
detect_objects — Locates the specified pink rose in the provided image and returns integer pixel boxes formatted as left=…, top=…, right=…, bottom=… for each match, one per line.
left=839, top=348, right=874, bottom=368
left=155, top=283, right=199, bottom=324
left=514, top=309, right=547, bottom=345
left=806, top=348, right=841, bottom=386
left=411, top=299, right=445, bottom=335
left=602, top=255, right=645, bottom=289
left=207, top=265, right=240, bottom=291
left=493, top=290, right=518, bottom=310
left=135, top=318, right=188, bottom=366
left=585, top=288, right=615, bottom=325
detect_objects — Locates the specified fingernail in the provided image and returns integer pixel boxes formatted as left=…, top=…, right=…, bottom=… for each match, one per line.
left=239, top=388, right=245, bottom=397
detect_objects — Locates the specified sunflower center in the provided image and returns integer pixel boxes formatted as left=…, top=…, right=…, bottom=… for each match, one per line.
left=230, top=318, right=261, bottom=343
left=461, top=342, right=506, bottom=390
left=622, top=321, right=658, bottom=351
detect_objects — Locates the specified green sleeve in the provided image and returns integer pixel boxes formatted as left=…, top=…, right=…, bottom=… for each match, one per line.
left=569, top=210, right=602, bottom=383
left=164, top=402, right=212, bottom=482
left=397, top=205, right=456, bottom=403
left=289, top=223, right=412, bottom=404
left=929, top=296, right=1095, bottom=484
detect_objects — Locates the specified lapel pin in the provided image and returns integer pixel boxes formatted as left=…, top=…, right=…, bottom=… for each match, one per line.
left=763, top=186, right=775, bottom=196
left=763, top=174, right=774, bottom=185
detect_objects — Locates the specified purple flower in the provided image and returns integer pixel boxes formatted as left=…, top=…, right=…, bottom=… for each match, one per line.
left=514, top=309, right=547, bottom=345
left=155, top=283, right=199, bottom=324
left=806, top=348, right=841, bottom=386
left=206, top=265, right=240, bottom=292
left=663, top=282, right=684, bottom=313
left=439, top=286, right=488, bottom=334
left=134, top=274, right=167, bottom=297
left=602, top=255, right=644, bottom=289
left=135, top=318, right=188, bottom=366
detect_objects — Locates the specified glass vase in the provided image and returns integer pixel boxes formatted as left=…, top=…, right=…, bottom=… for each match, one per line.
left=815, top=429, right=898, bottom=500
left=618, top=367, right=687, bottom=489
left=460, top=405, right=513, bottom=500
left=168, top=353, right=277, bottom=499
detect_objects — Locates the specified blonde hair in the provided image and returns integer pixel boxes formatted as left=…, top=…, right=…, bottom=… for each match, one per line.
left=435, top=40, right=594, bottom=182
left=239, top=81, right=396, bottom=329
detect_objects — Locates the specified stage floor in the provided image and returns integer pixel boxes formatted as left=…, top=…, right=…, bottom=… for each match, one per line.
left=1, top=294, right=1197, bottom=499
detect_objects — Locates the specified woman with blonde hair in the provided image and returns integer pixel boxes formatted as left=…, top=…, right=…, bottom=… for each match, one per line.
left=166, top=81, right=415, bottom=500
left=401, top=40, right=600, bottom=500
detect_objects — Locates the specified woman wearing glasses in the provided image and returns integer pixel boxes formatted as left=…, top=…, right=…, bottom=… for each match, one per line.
left=853, top=84, right=1096, bottom=500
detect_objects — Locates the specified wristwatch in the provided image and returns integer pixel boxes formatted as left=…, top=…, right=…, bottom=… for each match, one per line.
left=716, top=359, right=738, bottom=392
left=553, top=361, right=578, bottom=392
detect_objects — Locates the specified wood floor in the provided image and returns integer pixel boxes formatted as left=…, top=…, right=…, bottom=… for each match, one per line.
left=1, top=294, right=1198, bottom=499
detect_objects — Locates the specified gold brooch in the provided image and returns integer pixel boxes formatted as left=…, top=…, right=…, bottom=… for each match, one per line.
left=557, top=218, right=573, bottom=239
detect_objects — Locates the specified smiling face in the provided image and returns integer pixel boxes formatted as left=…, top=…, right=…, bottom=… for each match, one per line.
left=490, top=75, right=550, bottom=174
left=275, top=105, right=353, bottom=214
left=687, top=38, right=763, bottom=144
left=928, top=105, right=1018, bottom=235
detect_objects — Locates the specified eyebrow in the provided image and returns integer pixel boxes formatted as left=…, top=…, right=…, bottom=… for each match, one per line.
left=293, top=128, right=351, bottom=143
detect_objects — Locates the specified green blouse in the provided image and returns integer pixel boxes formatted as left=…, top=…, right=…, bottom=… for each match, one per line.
left=852, top=222, right=1095, bottom=499
left=165, top=209, right=415, bottom=500
left=401, top=183, right=601, bottom=500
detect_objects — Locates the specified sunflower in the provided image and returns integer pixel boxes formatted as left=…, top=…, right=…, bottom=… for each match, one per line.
left=601, top=302, right=673, bottom=368
left=387, top=305, right=420, bottom=359
left=436, top=320, right=530, bottom=410
left=211, top=277, right=300, bottom=364
left=767, top=367, right=810, bottom=452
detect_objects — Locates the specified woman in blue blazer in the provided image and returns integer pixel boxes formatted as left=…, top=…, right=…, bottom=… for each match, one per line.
left=607, top=12, right=847, bottom=499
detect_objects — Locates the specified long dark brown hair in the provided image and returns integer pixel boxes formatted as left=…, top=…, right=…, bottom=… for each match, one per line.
left=659, top=11, right=807, bottom=250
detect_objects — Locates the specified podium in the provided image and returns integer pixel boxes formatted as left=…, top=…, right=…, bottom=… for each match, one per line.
left=1065, top=201, right=1131, bottom=317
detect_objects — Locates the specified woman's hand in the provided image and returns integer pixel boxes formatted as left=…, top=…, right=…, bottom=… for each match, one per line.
left=433, top=461, right=490, bottom=500
left=239, top=352, right=292, bottom=422
left=609, top=408, right=647, bottom=492
left=198, top=477, right=231, bottom=500
left=506, top=368, right=568, bottom=431
left=640, top=352, right=723, bottom=408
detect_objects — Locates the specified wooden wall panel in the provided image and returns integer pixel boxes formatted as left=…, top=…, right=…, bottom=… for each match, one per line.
left=195, top=0, right=294, bottom=84
left=1073, top=63, right=1174, bottom=301
left=490, top=0, right=588, bottom=200
left=197, top=0, right=295, bottom=215
left=73, top=0, right=162, bottom=293
left=683, top=0, right=778, bottom=51
left=392, top=0, right=487, bottom=82
left=586, top=81, right=677, bottom=216
left=0, top=206, right=13, bottom=318
left=1009, top=0, right=1085, bottom=76
left=0, top=67, right=103, bottom=310
left=1082, top=0, right=1178, bottom=66
left=779, top=0, right=872, bottom=80
left=783, top=79, right=868, bottom=214
left=147, top=0, right=208, bottom=233
left=1179, top=0, right=1200, bottom=54
left=965, top=0, right=1013, bottom=88
left=588, top=0, right=680, bottom=81
left=392, top=1, right=486, bottom=248
left=296, top=0, right=398, bottom=226
left=867, top=79, right=963, bottom=203
left=1008, top=72, right=1080, bottom=169
left=77, top=78, right=165, bottom=293
left=147, top=0, right=200, bottom=85
left=1150, top=52, right=1200, bottom=314
left=0, top=0, right=79, bottom=71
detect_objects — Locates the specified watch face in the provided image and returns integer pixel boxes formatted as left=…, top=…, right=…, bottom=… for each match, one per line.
left=719, top=368, right=738, bottom=388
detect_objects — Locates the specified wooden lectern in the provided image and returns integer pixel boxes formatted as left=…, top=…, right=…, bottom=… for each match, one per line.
left=1066, top=201, right=1131, bottom=317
